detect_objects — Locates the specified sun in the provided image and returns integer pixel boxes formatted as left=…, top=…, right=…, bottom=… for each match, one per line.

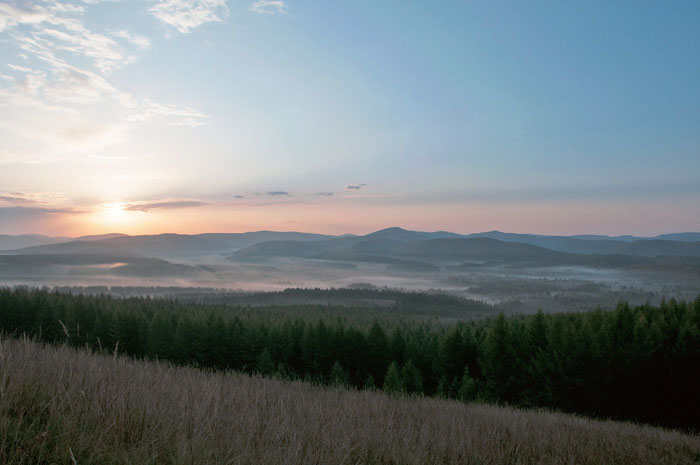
left=97, top=202, right=129, bottom=225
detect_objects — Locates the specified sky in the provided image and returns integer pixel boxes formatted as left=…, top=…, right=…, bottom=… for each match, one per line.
left=0, top=0, right=698, bottom=237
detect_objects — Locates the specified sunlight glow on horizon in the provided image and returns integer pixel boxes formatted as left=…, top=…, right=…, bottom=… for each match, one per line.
left=94, top=203, right=131, bottom=227
left=11, top=198, right=695, bottom=239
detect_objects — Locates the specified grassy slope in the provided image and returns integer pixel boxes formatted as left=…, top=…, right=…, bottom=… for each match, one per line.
left=1, top=338, right=698, bottom=465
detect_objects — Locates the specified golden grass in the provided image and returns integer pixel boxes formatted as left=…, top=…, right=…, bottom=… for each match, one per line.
left=1, top=337, right=698, bottom=464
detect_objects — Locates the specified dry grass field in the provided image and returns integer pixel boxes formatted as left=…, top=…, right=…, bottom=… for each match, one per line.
left=1, top=337, right=698, bottom=465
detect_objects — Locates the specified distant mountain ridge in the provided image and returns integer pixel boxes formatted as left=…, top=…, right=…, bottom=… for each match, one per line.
left=0, top=234, right=70, bottom=251
left=227, top=228, right=700, bottom=271
left=0, top=231, right=336, bottom=261
left=460, top=231, right=700, bottom=255
left=2, top=228, right=700, bottom=267
left=0, top=232, right=127, bottom=251
left=654, top=233, right=700, bottom=242
left=364, top=227, right=464, bottom=241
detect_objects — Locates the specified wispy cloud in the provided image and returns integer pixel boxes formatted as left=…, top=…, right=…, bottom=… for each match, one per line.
left=0, top=191, right=69, bottom=205
left=7, top=64, right=32, bottom=73
left=346, top=184, right=367, bottom=190
left=0, top=2, right=53, bottom=33
left=2, top=1, right=138, bottom=74
left=123, top=99, right=208, bottom=127
left=0, top=206, right=82, bottom=222
left=0, top=194, right=38, bottom=205
left=0, top=2, right=214, bottom=133
left=316, top=192, right=334, bottom=197
left=256, top=191, right=291, bottom=196
left=249, top=0, right=288, bottom=15
left=111, top=29, right=151, bottom=49
left=123, top=200, right=208, bottom=212
left=150, top=0, right=229, bottom=33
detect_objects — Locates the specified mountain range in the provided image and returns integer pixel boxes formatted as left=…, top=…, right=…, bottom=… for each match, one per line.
left=1, top=228, right=700, bottom=277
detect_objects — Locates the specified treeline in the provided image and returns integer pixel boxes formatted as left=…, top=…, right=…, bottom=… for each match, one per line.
left=48, top=286, right=496, bottom=319
left=0, top=288, right=698, bottom=429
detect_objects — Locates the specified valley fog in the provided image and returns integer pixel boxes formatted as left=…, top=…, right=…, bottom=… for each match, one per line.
left=2, top=255, right=697, bottom=315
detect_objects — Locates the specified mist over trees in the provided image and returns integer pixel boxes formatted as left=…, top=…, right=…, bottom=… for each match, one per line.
left=0, top=288, right=698, bottom=430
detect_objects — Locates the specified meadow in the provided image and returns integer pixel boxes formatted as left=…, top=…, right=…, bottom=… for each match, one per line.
left=2, top=337, right=699, bottom=465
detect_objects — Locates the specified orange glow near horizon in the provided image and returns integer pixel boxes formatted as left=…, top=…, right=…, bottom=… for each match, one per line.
left=97, top=203, right=128, bottom=223
left=12, top=198, right=699, bottom=239
left=82, top=203, right=140, bottom=232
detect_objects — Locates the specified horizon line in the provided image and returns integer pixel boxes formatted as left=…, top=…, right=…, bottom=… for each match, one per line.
left=3, top=227, right=699, bottom=241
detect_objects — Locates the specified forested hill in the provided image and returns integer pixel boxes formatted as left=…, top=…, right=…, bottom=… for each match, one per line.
left=4, top=227, right=700, bottom=263
left=0, top=287, right=698, bottom=430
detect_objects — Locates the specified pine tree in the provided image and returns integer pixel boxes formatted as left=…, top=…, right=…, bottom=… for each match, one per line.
left=457, top=366, right=477, bottom=402
left=482, top=313, right=516, bottom=402
left=367, top=321, right=390, bottom=385
left=527, top=310, right=548, bottom=354
left=440, top=326, right=464, bottom=383
left=256, top=348, right=275, bottom=375
left=330, top=361, right=349, bottom=386
left=383, top=361, right=402, bottom=394
left=275, top=362, right=289, bottom=380
left=389, top=329, right=407, bottom=365
left=401, top=359, right=423, bottom=395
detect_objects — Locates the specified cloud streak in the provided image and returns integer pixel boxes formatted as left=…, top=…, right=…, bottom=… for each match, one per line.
left=0, top=195, right=38, bottom=205
left=123, top=200, right=208, bottom=212
left=150, top=0, right=229, bottom=33
left=0, top=191, right=70, bottom=205
left=346, top=184, right=367, bottom=190
left=249, top=1, right=288, bottom=15
left=0, top=205, right=82, bottom=220
left=256, top=191, right=291, bottom=197
left=0, top=2, right=52, bottom=33
left=111, top=29, right=151, bottom=50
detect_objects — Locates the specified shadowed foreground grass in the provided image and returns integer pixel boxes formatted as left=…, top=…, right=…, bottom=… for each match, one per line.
left=1, top=338, right=698, bottom=464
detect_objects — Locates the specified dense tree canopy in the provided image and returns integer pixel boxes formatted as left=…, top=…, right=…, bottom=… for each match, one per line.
left=0, top=287, right=698, bottom=430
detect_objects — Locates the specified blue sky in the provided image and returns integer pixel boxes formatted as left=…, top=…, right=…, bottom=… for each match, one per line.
left=0, top=0, right=698, bottom=236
